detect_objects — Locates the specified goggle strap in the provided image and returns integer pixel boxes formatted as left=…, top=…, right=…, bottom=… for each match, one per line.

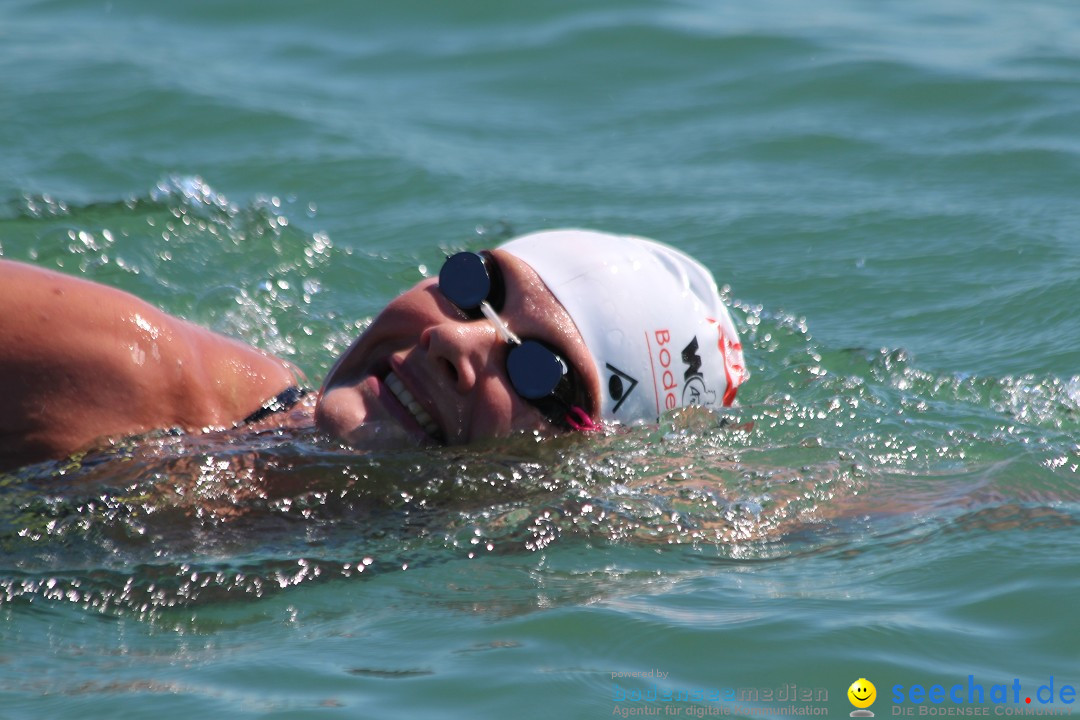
left=480, top=300, right=521, bottom=345
left=564, top=405, right=600, bottom=432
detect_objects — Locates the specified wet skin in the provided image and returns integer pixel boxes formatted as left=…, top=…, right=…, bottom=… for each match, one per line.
left=0, top=251, right=598, bottom=471
left=315, top=249, right=602, bottom=448
left=0, top=259, right=300, bottom=471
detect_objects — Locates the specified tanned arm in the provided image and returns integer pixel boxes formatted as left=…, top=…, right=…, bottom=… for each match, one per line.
left=0, top=259, right=300, bottom=470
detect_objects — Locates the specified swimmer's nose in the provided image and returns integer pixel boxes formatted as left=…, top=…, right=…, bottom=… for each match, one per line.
left=420, top=321, right=502, bottom=394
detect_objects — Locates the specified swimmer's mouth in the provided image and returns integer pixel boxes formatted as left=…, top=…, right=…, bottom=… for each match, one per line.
left=384, top=371, right=444, bottom=443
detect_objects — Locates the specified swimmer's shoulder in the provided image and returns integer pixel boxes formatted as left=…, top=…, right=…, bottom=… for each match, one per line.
left=0, top=259, right=305, bottom=469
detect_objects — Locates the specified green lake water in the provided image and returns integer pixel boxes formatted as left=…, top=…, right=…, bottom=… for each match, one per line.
left=2, top=0, right=1079, bottom=718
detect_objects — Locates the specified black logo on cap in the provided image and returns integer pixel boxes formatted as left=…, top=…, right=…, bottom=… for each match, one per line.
left=606, top=363, right=639, bottom=414
left=681, top=337, right=716, bottom=406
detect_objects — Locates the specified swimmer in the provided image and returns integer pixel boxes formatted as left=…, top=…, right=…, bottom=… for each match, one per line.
left=0, top=229, right=747, bottom=472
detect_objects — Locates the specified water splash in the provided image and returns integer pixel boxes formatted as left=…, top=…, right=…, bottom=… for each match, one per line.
left=2, top=185, right=1078, bottom=620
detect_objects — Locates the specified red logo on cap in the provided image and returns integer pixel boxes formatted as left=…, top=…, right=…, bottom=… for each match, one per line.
left=710, top=318, right=747, bottom=406
left=646, top=329, right=679, bottom=413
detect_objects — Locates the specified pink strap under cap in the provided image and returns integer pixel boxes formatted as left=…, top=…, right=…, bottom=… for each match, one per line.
left=565, top=406, right=601, bottom=432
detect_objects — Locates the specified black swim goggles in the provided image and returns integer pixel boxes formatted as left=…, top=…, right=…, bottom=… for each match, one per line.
left=438, top=251, right=596, bottom=431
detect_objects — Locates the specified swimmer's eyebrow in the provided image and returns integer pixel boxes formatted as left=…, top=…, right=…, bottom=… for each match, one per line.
left=488, top=251, right=596, bottom=417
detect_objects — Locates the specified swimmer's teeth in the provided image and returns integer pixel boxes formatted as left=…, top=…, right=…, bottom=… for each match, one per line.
left=385, top=372, right=439, bottom=437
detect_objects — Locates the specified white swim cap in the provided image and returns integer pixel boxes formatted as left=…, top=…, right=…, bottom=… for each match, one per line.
left=500, top=229, right=748, bottom=423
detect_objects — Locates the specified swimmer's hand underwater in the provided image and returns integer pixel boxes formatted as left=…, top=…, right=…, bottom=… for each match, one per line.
left=0, top=229, right=746, bottom=472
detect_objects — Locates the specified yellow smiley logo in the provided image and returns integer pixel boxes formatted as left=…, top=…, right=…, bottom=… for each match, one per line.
left=848, top=678, right=877, bottom=709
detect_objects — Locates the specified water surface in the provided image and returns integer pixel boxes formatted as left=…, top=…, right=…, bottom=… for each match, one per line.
left=2, top=0, right=1079, bottom=717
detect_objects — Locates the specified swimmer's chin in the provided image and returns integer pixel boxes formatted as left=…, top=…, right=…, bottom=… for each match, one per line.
left=315, top=383, right=438, bottom=450
left=333, top=419, right=435, bottom=450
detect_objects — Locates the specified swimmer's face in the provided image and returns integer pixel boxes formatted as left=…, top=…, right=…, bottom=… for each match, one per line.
left=315, top=249, right=601, bottom=448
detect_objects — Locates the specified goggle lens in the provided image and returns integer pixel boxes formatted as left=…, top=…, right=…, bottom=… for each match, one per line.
left=507, top=339, right=567, bottom=400
left=437, top=252, right=582, bottom=422
left=438, top=252, right=491, bottom=311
